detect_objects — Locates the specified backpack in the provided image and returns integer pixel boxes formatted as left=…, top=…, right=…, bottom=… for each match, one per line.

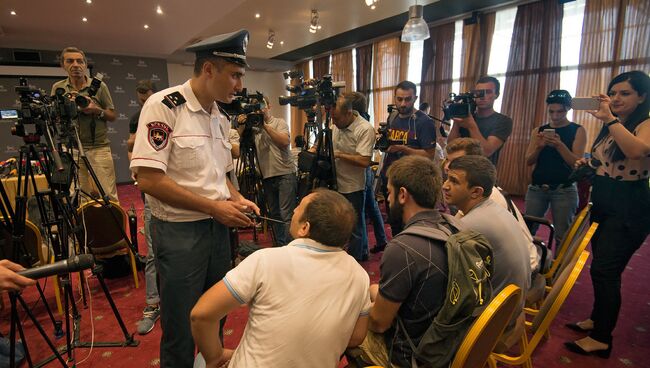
left=395, top=213, right=494, bottom=368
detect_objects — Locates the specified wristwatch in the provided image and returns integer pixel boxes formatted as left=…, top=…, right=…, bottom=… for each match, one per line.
left=606, top=118, right=619, bottom=128
left=98, top=109, right=105, bottom=120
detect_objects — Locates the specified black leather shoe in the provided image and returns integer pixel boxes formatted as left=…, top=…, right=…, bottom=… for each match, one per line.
left=565, top=322, right=593, bottom=332
left=564, top=341, right=612, bottom=359
left=370, top=244, right=386, bottom=254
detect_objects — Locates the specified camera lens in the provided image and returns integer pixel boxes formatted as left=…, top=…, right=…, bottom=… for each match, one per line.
left=75, top=95, right=89, bottom=108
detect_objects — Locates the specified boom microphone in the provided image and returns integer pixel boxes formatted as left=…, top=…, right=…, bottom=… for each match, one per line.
left=18, top=254, right=95, bottom=280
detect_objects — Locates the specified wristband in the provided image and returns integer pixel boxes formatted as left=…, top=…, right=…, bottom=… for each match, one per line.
left=606, top=118, right=619, bottom=128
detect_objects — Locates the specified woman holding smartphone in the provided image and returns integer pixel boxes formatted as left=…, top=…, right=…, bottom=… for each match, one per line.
left=524, top=90, right=586, bottom=243
left=565, top=71, right=650, bottom=358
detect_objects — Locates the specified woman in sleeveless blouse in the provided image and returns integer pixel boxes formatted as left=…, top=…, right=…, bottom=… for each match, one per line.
left=565, top=71, right=650, bottom=358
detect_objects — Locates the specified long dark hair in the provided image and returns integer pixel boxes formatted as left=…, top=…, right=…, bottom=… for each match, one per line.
left=592, top=71, right=650, bottom=162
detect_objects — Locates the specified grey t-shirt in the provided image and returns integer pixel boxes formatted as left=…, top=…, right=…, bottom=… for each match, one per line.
left=460, top=199, right=531, bottom=307
left=332, top=112, right=375, bottom=193
left=254, top=117, right=296, bottom=179
left=460, top=112, right=513, bottom=165
left=379, top=210, right=448, bottom=367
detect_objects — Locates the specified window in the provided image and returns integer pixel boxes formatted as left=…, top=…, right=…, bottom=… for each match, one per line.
left=559, top=0, right=586, bottom=121
left=407, top=40, right=424, bottom=96
left=487, top=7, right=517, bottom=113
left=451, top=20, right=464, bottom=95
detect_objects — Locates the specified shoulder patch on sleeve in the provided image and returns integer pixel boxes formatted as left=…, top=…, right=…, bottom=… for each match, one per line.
left=161, top=91, right=186, bottom=109
left=147, top=121, right=173, bottom=151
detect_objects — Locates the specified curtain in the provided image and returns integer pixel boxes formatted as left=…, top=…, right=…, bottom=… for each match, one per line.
left=290, top=61, right=311, bottom=143
left=312, top=55, right=330, bottom=79
left=372, top=37, right=410, bottom=128
left=330, top=50, right=354, bottom=93
left=356, top=44, right=373, bottom=98
left=575, top=0, right=650, bottom=149
left=497, top=0, right=563, bottom=195
left=420, top=22, right=456, bottom=118
left=459, top=13, right=496, bottom=93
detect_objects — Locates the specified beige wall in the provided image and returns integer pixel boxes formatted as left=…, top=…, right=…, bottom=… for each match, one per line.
left=166, top=63, right=290, bottom=125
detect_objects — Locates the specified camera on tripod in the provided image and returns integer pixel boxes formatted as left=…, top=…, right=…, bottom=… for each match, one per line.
left=278, top=71, right=345, bottom=109
left=375, top=104, right=396, bottom=152
left=2, top=78, right=78, bottom=143
left=221, top=89, right=266, bottom=129
left=442, top=90, right=485, bottom=119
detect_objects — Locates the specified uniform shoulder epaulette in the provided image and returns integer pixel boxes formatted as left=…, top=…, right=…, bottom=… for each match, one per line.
left=162, top=91, right=186, bottom=110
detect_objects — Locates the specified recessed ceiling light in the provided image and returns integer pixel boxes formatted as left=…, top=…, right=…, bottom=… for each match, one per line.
left=10, top=10, right=16, bottom=15
left=317, top=25, right=322, bottom=29
left=86, top=0, right=92, bottom=4
left=371, top=5, right=376, bottom=9
left=280, top=41, right=284, bottom=45
left=144, top=24, right=150, bottom=29
left=255, top=13, right=260, bottom=18
left=82, top=17, right=88, bottom=22
left=156, top=5, right=163, bottom=15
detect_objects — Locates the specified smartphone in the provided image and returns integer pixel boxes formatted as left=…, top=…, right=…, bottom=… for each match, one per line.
left=571, top=97, right=600, bottom=110
left=543, top=128, right=555, bottom=137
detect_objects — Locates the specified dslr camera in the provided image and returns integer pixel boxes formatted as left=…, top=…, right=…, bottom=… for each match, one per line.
left=374, top=104, right=396, bottom=152
left=278, top=71, right=345, bottom=110
left=442, top=90, right=485, bottom=120
left=73, top=73, right=104, bottom=109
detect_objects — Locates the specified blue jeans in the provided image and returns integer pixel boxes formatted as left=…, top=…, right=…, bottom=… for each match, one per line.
left=262, top=173, right=297, bottom=246
left=342, top=190, right=367, bottom=261
left=143, top=198, right=159, bottom=305
left=524, top=183, right=578, bottom=243
left=365, top=167, right=387, bottom=247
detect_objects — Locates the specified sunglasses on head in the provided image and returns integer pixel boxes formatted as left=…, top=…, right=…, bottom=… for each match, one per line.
left=547, top=91, right=570, bottom=99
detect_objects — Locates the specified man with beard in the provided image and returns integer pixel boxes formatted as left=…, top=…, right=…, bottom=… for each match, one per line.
left=377, top=81, right=436, bottom=249
left=353, top=155, right=450, bottom=367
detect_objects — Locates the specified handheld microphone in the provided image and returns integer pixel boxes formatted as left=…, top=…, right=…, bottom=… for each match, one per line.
left=18, top=254, right=95, bottom=280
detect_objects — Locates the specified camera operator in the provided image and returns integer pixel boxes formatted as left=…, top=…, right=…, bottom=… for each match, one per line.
left=378, top=80, right=437, bottom=245
left=331, top=93, right=376, bottom=262
left=237, top=96, right=297, bottom=246
left=51, top=47, right=119, bottom=201
left=447, top=76, right=513, bottom=166
left=130, top=30, right=259, bottom=368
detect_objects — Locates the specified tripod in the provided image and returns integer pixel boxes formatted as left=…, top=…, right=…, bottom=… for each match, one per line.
left=236, top=124, right=277, bottom=246
left=307, top=104, right=338, bottom=192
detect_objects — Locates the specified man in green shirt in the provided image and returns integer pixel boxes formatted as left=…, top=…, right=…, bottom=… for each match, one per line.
left=51, top=46, right=119, bottom=201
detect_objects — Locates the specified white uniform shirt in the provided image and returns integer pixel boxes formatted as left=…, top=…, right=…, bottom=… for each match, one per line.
left=223, top=238, right=371, bottom=368
left=130, top=80, right=232, bottom=222
left=332, top=112, right=376, bottom=193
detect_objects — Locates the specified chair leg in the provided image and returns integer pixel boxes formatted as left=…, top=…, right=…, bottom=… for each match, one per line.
left=128, top=250, right=139, bottom=289
left=53, top=276, right=63, bottom=315
left=487, top=356, right=497, bottom=368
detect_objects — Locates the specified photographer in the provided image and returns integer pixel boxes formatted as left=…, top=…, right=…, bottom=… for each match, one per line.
left=524, top=90, right=586, bottom=244
left=51, top=47, right=119, bottom=201
left=378, top=80, right=437, bottom=243
left=130, top=30, right=259, bottom=368
left=565, top=71, right=650, bottom=358
left=237, top=96, right=297, bottom=246
left=331, top=93, right=376, bottom=262
left=447, top=76, right=513, bottom=166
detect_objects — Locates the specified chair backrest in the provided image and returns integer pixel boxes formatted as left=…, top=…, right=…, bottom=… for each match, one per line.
left=546, top=211, right=592, bottom=282
left=77, top=201, right=128, bottom=255
left=1, top=217, right=45, bottom=267
left=528, top=251, right=590, bottom=352
left=553, top=203, right=591, bottom=262
left=550, top=222, right=597, bottom=284
left=450, top=284, right=522, bottom=368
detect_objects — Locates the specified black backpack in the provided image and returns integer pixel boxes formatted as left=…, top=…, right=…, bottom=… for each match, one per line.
left=395, top=214, right=494, bottom=368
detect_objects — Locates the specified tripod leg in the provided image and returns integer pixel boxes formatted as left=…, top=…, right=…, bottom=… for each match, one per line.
left=34, top=281, right=62, bottom=334
left=94, top=269, right=135, bottom=343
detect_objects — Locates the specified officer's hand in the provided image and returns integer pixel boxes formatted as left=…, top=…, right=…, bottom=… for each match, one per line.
left=0, top=260, right=36, bottom=292
left=210, top=201, right=254, bottom=228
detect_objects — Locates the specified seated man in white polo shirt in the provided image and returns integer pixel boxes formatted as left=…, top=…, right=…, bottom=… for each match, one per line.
left=191, top=189, right=371, bottom=368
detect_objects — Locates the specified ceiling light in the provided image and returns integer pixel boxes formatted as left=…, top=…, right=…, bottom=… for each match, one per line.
left=82, top=17, right=88, bottom=22
left=156, top=6, right=163, bottom=15
left=10, top=10, right=17, bottom=15
left=309, top=9, right=320, bottom=33
left=144, top=24, right=150, bottom=29
left=371, top=5, right=376, bottom=10
left=401, top=4, right=430, bottom=42
left=365, top=0, right=379, bottom=7
left=255, top=13, right=260, bottom=18
left=86, top=0, right=92, bottom=4
left=280, top=41, right=284, bottom=46
left=266, top=30, right=275, bottom=49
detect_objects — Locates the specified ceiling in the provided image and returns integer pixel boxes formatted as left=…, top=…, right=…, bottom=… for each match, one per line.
left=0, top=0, right=513, bottom=69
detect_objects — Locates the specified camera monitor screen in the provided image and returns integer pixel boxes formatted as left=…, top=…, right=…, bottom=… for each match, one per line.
left=0, top=109, right=19, bottom=120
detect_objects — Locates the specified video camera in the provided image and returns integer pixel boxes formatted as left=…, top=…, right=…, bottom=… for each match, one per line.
left=220, top=88, right=266, bottom=129
left=374, top=104, right=396, bottom=152
left=442, top=90, right=485, bottom=120
left=278, top=71, right=345, bottom=110
left=1, top=78, right=78, bottom=144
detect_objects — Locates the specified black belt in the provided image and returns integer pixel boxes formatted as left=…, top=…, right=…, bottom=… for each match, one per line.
left=532, top=183, right=573, bottom=191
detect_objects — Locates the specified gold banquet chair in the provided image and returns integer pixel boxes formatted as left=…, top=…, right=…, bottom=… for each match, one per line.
left=450, top=284, right=522, bottom=368
left=489, top=250, right=591, bottom=368
left=77, top=201, right=139, bottom=288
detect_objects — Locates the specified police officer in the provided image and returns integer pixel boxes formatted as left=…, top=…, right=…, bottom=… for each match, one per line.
left=130, top=29, right=259, bottom=368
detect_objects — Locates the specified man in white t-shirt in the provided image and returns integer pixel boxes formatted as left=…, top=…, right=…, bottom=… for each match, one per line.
left=191, top=189, right=371, bottom=368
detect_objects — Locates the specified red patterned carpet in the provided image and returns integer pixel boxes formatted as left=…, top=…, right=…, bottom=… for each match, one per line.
left=0, top=183, right=648, bottom=367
